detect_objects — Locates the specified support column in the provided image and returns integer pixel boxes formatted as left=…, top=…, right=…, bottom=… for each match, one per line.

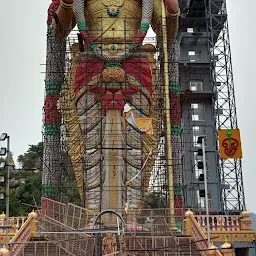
left=220, top=241, right=234, bottom=256
left=169, top=37, right=183, bottom=231
left=103, top=110, right=123, bottom=223
left=0, top=248, right=10, bottom=256
left=161, top=0, right=176, bottom=230
left=43, top=4, right=66, bottom=198
left=184, top=209, right=193, bottom=236
left=28, top=210, right=38, bottom=237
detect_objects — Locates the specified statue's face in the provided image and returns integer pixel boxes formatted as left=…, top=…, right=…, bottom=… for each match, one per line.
left=107, top=233, right=112, bottom=239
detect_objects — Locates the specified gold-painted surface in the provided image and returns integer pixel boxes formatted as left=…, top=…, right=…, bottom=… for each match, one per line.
left=166, top=9, right=180, bottom=39
left=54, top=0, right=179, bottom=43
left=102, top=67, right=126, bottom=82
left=152, top=0, right=162, bottom=28
left=9, top=215, right=34, bottom=246
left=58, top=44, right=85, bottom=203
left=210, top=231, right=255, bottom=243
left=65, top=43, right=161, bottom=210
left=152, top=0, right=179, bottom=38
left=55, top=1, right=75, bottom=38
left=161, top=1, right=176, bottom=231
left=85, top=0, right=141, bottom=43
left=107, top=110, right=121, bottom=210
left=102, top=0, right=124, bottom=6
left=186, top=213, right=256, bottom=250
left=0, top=233, right=16, bottom=244
left=134, top=118, right=153, bottom=135
left=102, top=44, right=128, bottom=56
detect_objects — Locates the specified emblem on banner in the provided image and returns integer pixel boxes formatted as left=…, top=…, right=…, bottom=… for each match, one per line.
left=218, top=129, right=242, bottom=159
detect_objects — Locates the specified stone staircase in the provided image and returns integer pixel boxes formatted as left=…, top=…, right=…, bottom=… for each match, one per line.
left=16, top=235, right=200, bottom=256
left=5, top=198, right=252, bottom=255
left=177, top=236, right=201, bottom=256
left=124, top=235, right=200, bottom=256
left=37, top=198, right=202, bottom=256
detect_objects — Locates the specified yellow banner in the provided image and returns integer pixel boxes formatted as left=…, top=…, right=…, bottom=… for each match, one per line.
left=218, top=129, right=242, bottom=159
left=134, top=117, right=153, bottom=135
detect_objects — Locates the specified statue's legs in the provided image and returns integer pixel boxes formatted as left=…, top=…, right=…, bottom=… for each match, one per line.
left=62, top=51, right=160, bottom=216
left=103, top=109, right=123, bottom=210
left=77, top=90, right=149, bottom=213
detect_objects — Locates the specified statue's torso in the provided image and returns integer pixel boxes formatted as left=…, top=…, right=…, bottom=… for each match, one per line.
left=85, top=0, right=142, bottom=45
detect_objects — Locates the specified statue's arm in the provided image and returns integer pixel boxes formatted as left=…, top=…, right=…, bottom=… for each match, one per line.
left=165, top=0, right=179, bottom=14
left=165, top=0, right=180, bottom=38
left=152, top=0, right=180, bottom=38
left=47, top=0, right=76, bottom=38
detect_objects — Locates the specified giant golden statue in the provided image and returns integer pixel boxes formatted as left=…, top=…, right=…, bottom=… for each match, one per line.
left=43, top=0, right=179, bottom=214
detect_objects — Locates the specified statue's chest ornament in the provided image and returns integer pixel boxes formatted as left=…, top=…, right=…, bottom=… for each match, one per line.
left=102, top=0, right=125, bottom=7
left=102, top=0, right=124, bottom=17
left=107, top=6, right=120, bottom=17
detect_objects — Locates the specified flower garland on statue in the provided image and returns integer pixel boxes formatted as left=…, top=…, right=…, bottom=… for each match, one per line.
left=73, top=0, right=154, bottom=60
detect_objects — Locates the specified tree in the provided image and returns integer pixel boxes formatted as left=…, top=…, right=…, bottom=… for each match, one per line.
left=17, top=142, right=43, bottom=171
left=0, top=169, right=42, bottom=216
left=145, top=191, right=168, bottom=208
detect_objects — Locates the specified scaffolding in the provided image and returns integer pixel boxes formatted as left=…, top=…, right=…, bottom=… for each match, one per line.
left=204, top=0, right=245, bottom=212
left=42, top=0, right=245, bottom=234
left=39, top=197, right=199, bottom=256
left=179, top=0, right=245, bottom=214
left=42, top=0, right=185, bottom=232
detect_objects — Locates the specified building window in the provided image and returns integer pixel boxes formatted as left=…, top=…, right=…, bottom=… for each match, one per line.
left=192, top=115, right=199, bottom=121
left=195, top=169, right=202, bottom=179
left=190, top=80, right=203, bottom=91
left=188, top=51, right=196, bottom=56
left=191, top=103, right=205, bottom=121
left=191, top=103, right=199, bottom=109
left=193, top=135, right=200, bottom=144
left=197, top=190, right=205, bottom=208
left=193, top=126, right=200, bottom=132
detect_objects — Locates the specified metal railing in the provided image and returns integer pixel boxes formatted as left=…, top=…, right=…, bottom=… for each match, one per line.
left=188, top=214, right=222, bottom=256
left=194, top=215, right=240, bottom=231
left=0, top=216, right=27, bottom=233
left=41, top=198, right=184, bottom=236
left=9, top=241, right=73, bottom=256
left=39, top=211, right=95, bottom=255
left=125, top=235, right=199, bottom=256
left=41, top=197, right=67, bottom=223
left=65, top=202, right=96, bottom=230
left=41, top=197, right=96, bottom=229
left=9, top=214, right=34, bottom=256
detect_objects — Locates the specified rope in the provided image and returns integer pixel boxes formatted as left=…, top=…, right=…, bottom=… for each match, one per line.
left=126, top=148, right=152, bottom=185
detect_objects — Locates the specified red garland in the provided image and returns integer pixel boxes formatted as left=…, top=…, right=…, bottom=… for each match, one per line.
left=133, top=30, right=148, bottom=48
left=174, top=196, right=184, bottom=216
left=44, top=95, right=61, bottom=124
left=170, top=94, right=181, bottom=124
left=80, top=30, right=93, bottom=46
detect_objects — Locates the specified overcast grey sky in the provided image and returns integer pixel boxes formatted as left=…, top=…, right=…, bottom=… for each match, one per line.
left=0, top=1, right=255, bottom=212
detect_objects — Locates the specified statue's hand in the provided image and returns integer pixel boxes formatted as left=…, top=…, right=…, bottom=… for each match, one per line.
left=164, top=0, right=179, bottom=14
left=80, top=30, right=92, bottom=46
left=47, top=0, right=60, bottom=25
